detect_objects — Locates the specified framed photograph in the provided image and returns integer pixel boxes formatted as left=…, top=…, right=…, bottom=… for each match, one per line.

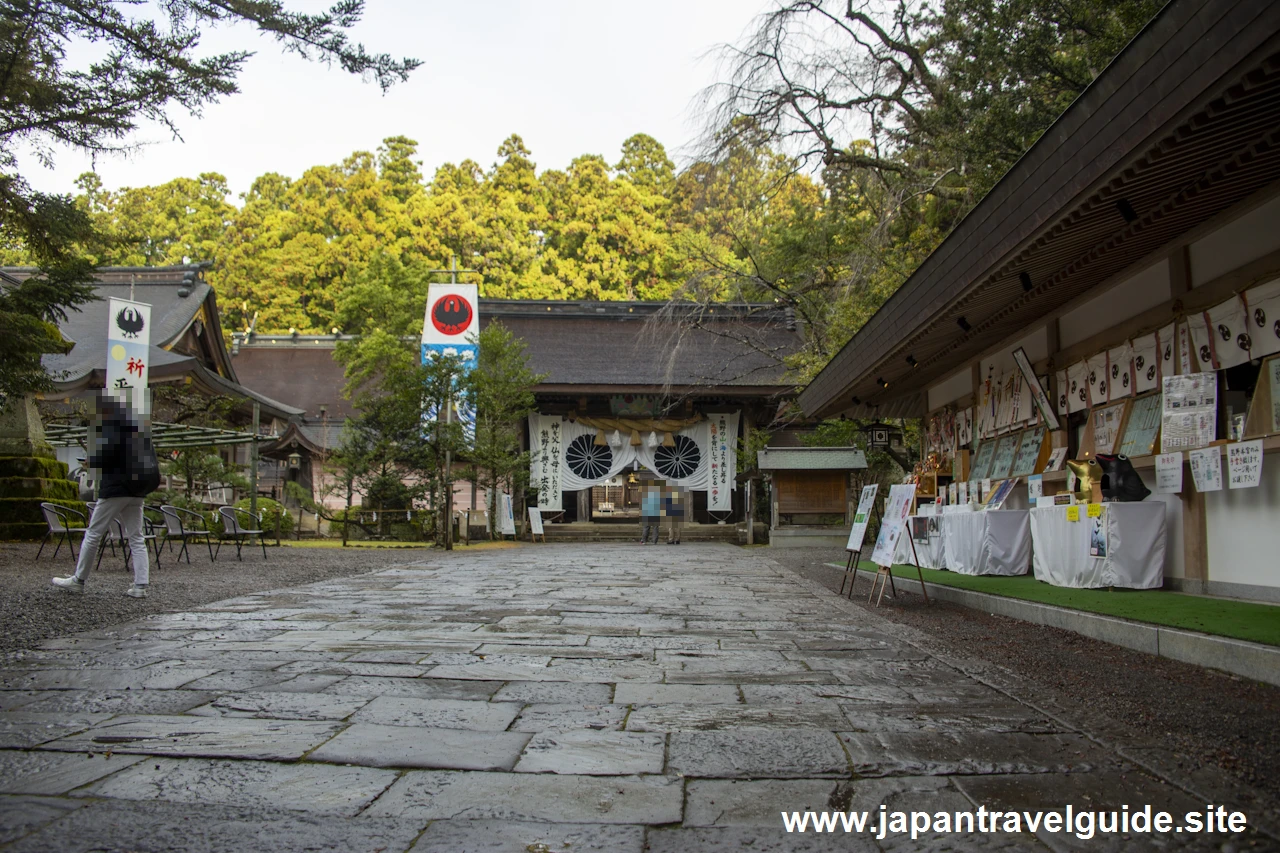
left=1010, top=426, right=1047, bottom=477
left=1117, top=392, right=1162, bottom=458
left=1089, top=399, right=1130, bottom=456
left=987, top=432, right=1020, bottom=480
left=968, top=441, right=996, bottom=482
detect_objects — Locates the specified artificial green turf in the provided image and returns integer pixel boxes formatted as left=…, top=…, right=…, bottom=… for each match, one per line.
left=836, top=560, right=1280, bottom=648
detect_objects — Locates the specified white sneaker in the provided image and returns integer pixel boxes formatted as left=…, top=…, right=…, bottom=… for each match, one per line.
left=124, top=585, right=148, bottom=599
left=52, top=576, right=84, bottom=594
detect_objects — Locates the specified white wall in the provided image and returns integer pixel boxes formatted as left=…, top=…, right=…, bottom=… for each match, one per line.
left=1058, top=260, right=1171, bottom=348
left=980, top=327, right=1049, bottom=380
left=1190, top=194, right=1280, bottom=286
left=1136, top=467, right=1185, bottom=580
left=927, top=368, right=974, bottom=411
left=1204, top=449, right=1280, bottom=589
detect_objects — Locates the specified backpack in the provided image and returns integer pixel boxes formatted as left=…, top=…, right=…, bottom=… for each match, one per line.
left=124, top=428, right=162, bottom=497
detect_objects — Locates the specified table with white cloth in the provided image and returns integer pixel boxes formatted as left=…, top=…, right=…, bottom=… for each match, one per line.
left=891, top=517, right=946, bottom=568
left=892, top=510, right=1031, bottom=576
left=1028, top=502, right=1166, bottom=589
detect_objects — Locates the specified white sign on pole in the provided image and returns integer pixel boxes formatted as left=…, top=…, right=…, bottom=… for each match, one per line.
left=1226, top=440, right=1263, bottom=489
left=870, top=484, right=917, bottom=567
left=845, top=484, right=879, bottom=552
left=1188, top=447, right=1223, bottom=492
left=106, top=298, right=151, bottom=413
left=498, top=493, right=516, bottom=536
left=1154, top=453, right=1183, bottom=494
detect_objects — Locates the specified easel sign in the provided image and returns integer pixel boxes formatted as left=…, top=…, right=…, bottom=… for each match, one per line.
left=839, top=484, right=879, bottom=597
left=867, top=483, right=929, bottom=607
left=527, top=507, right=546, bottom=543
left=498, top=493, right=516, bottom=538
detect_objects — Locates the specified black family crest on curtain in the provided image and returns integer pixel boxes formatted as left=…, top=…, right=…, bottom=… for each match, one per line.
left=565, top=435, right=613, bottom=481
left=654, top=435, right=701, bottom=479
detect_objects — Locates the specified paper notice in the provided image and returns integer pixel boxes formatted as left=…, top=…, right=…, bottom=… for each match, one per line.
left=1226, top=440, right=1263, bottom=489
left=1161, top=373, right=1217, bottom=452
left=1188, top=447, right=1223, bottom=492
left=1155, top=453, right=1183, bottom=494
left=1066, top=505, right=1080, bottom=522
left=1028, top=474, right=1043, bottom=502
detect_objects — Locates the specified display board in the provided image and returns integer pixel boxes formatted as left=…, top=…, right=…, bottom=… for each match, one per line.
left=776, top=470, right=846, bottom=514
left=968, top=441, right=996, bottom=482
left=1117, top=393, right=1162, bottom=458
left=1010, top=427, right=1046, bottom=477
left=987, top=433, right=1019, bottom=481
left=870, top=483, right=916, bottom=566
left=845, top=485, right=879, bottom=552
left=1089, top=399, right=1130, bottom=455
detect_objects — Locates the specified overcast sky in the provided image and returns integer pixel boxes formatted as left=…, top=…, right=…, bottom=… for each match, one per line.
left=22, top=1, right=770, bottom=200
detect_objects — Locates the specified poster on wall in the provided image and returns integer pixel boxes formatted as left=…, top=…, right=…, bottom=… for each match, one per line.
left=1188, top=447, right=1223, bottom=492
left=1155, top=453, right=1182, bottom=494
left=1227, top=440, right=1263, bottom=489
left=870, top=484, right=917, bottom=566
left=1012, top=347, right=1059, bottom=429
left=845, top=485, right=879, bottom=552
left=1088, top=505, right=1108, bottom=558
left=1161, top=373, right=1217, bottom=452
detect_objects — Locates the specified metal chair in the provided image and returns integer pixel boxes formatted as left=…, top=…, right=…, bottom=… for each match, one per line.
left=36, top=503, right=87, bottom=561
left=215, top=506, right=267, bottom=561
left=159, top=505, right=216, bottom=563
left=141, top=505, right=166, bottom=569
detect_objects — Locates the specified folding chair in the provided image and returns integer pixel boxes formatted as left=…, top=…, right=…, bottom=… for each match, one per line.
left=159, top=505, right=216, bottom=563
left=215, top=506, right=268, bottom=561
left=36, top=503, right=87, bottom=561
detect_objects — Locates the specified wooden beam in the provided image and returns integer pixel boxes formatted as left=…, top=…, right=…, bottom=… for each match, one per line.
left=1180, top=460, right=1209, bottom=590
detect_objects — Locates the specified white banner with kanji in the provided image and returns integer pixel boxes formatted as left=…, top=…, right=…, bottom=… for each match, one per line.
left=707, top=412, right=739, bottom=512
left=106, top=297, right=151, bottom=413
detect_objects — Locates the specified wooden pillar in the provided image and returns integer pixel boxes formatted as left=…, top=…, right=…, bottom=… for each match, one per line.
left=577, top=488, right=591, bottom=522
left=743, top=408, right=755, bottom=545
left=1180, top=457, right=1209, bottom=591
left=1169, top=244, right=1193, bottom=297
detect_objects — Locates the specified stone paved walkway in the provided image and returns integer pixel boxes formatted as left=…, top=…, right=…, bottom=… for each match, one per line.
left=0, top=544, right=1274, bottom=852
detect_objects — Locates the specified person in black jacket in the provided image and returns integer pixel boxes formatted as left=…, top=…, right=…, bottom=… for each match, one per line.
left=53, top=394, right=161, bottom=598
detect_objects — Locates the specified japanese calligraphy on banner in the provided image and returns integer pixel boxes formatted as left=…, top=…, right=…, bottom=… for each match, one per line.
left=529, top=414, right=564, bottom=510
left=707, top=412, right=739, bottom=512
left=106, top=298, right=151, bottom=413
left=1226, top=440, right=1263, bottom=489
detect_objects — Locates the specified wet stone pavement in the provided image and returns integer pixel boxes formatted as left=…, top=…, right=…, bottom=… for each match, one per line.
left=0, top=544, right=1275, bottom=852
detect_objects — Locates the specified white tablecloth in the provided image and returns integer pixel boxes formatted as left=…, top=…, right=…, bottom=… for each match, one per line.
left=1029, top=503, right=1166, bottom=589
left=892, top=510, right=1030, bottom=576
left=893, top=518, right=946, bottom=568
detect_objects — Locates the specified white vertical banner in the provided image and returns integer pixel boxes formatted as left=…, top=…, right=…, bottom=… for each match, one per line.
left=529, top=414, right=564, bottom=511
left=106, top=298, right=151, bottom=414
left=707, top=412, right=739, bottom=512
left=422, top=284, right=479, bottom=440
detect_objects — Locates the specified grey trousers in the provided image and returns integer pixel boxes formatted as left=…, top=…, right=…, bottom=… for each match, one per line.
left=75, top=496, right=149, bottom=585
left=639, top=521, right=660, bottom=543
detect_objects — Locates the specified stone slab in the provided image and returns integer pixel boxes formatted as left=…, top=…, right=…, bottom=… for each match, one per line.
left=13, top=688, right=216, bottom=716
left=0, top=795, right=88, bottom=845
left=669, top=729, right=849, bottom=778
left=186, top=691, right=371, bottom=721
left=838, top=732, right=1116, bottom=777
left=0, top=667, right=218, bottom=691
left=351, top=696, right=522, bottom=730
left=409, top=820, right=644, bottom=853
left=647, top=827, right=878, bottom=852
left=82, top=756, right=398, bottom=816
left=839, top=703, right=1063, bottom=734
left=626, top=703, right=847, bottom=732
left=0, top=752, right=146, bottom=795
left=2, top=797, right=422, bottom=853
left=510, top=703, right=630, bottom=732
left=613, top=684, right=740, bottom=705
left=44, top=714, right=343, bottom=759
left=324, top=675, right=502, bottom=701
left=514, top=730, right=666, bottom=775
left=180, top=670, right=295, bottom=691
left=0, top=712, right=113, bottom=748
left=684, top=779, right=843, bottom=826
left=363, top=771, right=683, bottom=824
left=491, top=681, right=613, bottom=704
left=310, top=723, right=530, bottom=770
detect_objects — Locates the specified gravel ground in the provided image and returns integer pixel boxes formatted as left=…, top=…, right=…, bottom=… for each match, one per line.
left=0, top=540, right=431, bottom=659
left=770, top=546, right=1280, bottom=805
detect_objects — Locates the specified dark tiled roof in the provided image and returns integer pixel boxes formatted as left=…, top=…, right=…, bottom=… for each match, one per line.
left=481, top=301, right=801, bottom=389
left=231, top=344, right=355, bottom=420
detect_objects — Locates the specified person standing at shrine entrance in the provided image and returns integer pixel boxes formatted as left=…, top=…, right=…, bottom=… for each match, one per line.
left=639, top=480, right=662, bottom=544
left=663, top=483, right=684, bottom=545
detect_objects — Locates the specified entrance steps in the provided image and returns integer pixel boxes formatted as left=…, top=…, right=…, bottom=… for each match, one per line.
left=540, top=521, right=743, bottom=543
